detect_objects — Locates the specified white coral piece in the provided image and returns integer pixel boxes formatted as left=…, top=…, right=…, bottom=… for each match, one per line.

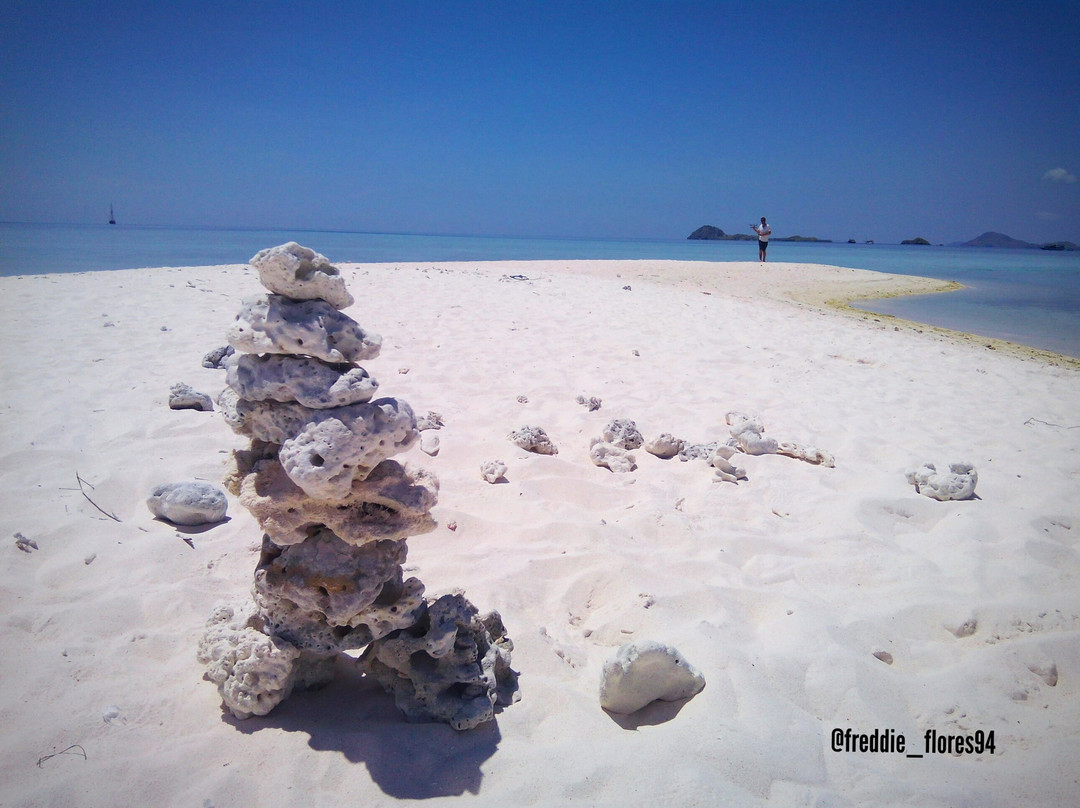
left=250, top=242, right=354, bottom=310
left=197, top=604, right=300, bottom=720
left=906, top=461, right=978, bottom=501
left=600, top=640, right=706, bottom=715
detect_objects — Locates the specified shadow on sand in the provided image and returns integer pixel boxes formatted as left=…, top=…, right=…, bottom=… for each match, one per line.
left=604, top=696, right=692, bottom=730
left=225, top=656, right=502, bottom=799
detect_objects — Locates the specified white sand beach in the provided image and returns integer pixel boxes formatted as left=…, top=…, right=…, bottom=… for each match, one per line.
left=1, top=258, right=1078, bottom=807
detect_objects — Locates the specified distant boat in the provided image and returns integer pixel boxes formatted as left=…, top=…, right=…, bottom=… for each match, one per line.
left=108, top=204, right=116, bottom=225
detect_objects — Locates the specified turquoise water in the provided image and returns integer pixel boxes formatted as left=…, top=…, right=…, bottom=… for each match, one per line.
left=2, top=222, right=1078, bottom=357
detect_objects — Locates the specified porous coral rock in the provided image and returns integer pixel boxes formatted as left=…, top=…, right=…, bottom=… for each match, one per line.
left=507, top=425, right=558, bottom=455
left=416, top=411, right=445, bottom=431
left=360, top=594, right=520, bottom=731
left=169, top=382, right=214, bottom=411
left=777, top=441, right=835, bottom=467
left=277, top=398, right=418, bottom=500
left=147, top=481, right=228, bottom=525
left=678, top=441, right=719, bottom=462
left=218, top=391, right=419, bottom=498
left=217, top=387, right=315, bottom=444
left=589, top=439, right=636, bottom=473
left=906, top=461, right=978, bottom=501
left=599, top=640, right=706, bottom=715
left=226, top=353, right=378, bottom=409
left=228, top=454, right=438, bottom=547
left=479, top=460, right=507, bottom=483
left=602, top=418, right=644, bottom=450
left=575, top=394, right=602, bottom=411
left=197, top=604, right=300, bottom=720
left=250, top=242, right=355, bottom=310
left=202, top=344, right=235, bottom=369
left=229, top=294, right=381, bottom=363
left=644, top=432, right=684, bottom=459
left=725, top=412, right=779, bottom=455
left=253, top=530, right=416, bottom=631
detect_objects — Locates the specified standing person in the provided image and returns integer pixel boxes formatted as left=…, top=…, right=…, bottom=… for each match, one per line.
left=752, top=217, right=772, bottom=262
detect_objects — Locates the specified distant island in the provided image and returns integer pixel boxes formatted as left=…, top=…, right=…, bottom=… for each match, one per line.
left=687, top=225, right=831, bottom=243
left=957, top=231, right=1078, bottom=251
left=689, top=226, right=1075, bottom=250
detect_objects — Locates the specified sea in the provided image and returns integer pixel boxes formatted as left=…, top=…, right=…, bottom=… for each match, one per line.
left=2, top=222, right=1078, bottom=358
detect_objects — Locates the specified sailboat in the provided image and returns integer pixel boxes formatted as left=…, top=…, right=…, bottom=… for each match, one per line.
left=108, top=204, right=116, bottom=225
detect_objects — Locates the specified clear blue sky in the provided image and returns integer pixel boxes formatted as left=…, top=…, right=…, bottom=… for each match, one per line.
left=2, top=0, right=1077, bottom=244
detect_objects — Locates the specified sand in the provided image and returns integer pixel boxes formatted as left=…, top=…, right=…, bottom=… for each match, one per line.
left=1, top=259, right=1078, bottom=807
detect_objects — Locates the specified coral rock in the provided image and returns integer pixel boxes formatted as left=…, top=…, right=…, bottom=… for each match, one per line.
left=278, top=398, right=419, bottom=500
left=226, top=353, right=378, bottom=409
left=589, top=439, right=637, bottom=473
left=250, top=242, right=354, bottom=310
left=197, top=604, right=300, bottom=720
left=906, top=462, right=978, bottom=501
left=777, top=441, right=835, bottom=467
left=480, top=460, right=507, bottom=483
left=645, top=433, right=684, bottom=459
left=227, top=454, right=438, bottom=547
left=202, top=344, right=235, bottom=369
left=218, top=391, right=419, bottom=499
left=576, top=394, right=602, bottom=411
left=147, top=481, right=228, bottom=525
left=602, top=418, right=644, bottom=450
left=599, top=640, right=706, bottom=715
left=711, top=445, right=747, bottom=483
left=169, top=382, right=214, bottom=411
left=229, top=294, right=380, bottom=363
left=360, top=594, right=520, bottom=731
left=419, top=431, right=440, bottom=456
left=726, top=412, right=779, bottom=455
left=253, top=531, right=424, bottom=645
left=508, top=425, right=558, bottom=455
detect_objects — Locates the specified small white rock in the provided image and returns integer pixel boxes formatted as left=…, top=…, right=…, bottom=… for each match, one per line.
left=600, top=640, right=706, bottom=714
left=419, top=431, right=441, bottom=456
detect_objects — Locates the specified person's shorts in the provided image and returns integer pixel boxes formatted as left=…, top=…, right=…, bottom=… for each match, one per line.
left=758, top=239, right=769, bottom=252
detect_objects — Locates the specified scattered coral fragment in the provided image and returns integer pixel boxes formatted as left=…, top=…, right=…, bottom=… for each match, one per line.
left=508, top=425, right=559, bottom=455
left=906, top=461, right=977, bottom=501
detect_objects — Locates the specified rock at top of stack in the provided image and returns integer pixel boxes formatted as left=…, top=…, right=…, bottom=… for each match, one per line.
left=251, top=241, right=355, bottom=310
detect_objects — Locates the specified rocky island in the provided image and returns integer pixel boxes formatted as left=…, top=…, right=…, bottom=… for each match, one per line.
left=687, top=225, right=831, bottom=243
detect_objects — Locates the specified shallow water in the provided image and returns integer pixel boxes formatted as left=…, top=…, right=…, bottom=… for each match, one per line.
left=2, top=223, right=1077, bottom=356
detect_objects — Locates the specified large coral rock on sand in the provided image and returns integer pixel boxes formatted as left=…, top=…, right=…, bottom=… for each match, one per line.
left=361, top=594, right=520, bottom=731
left=197, top=604, right=300, bottom=720
left=600, top=640, right=706, bottom=715
left=229, top=294, right=381, bottom=363
left=906, top=461, right=978, bottom=501
left=147, top=481, right=228, bottom=525
left=250, top=242, right=354, bottom=310
left=226, top=353, right=378, bottom=409
left=227, top=453, right=438, bottom=547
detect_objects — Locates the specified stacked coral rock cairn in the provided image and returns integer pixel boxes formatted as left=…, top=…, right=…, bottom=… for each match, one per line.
left=198, top=243, right=518, bottom=730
